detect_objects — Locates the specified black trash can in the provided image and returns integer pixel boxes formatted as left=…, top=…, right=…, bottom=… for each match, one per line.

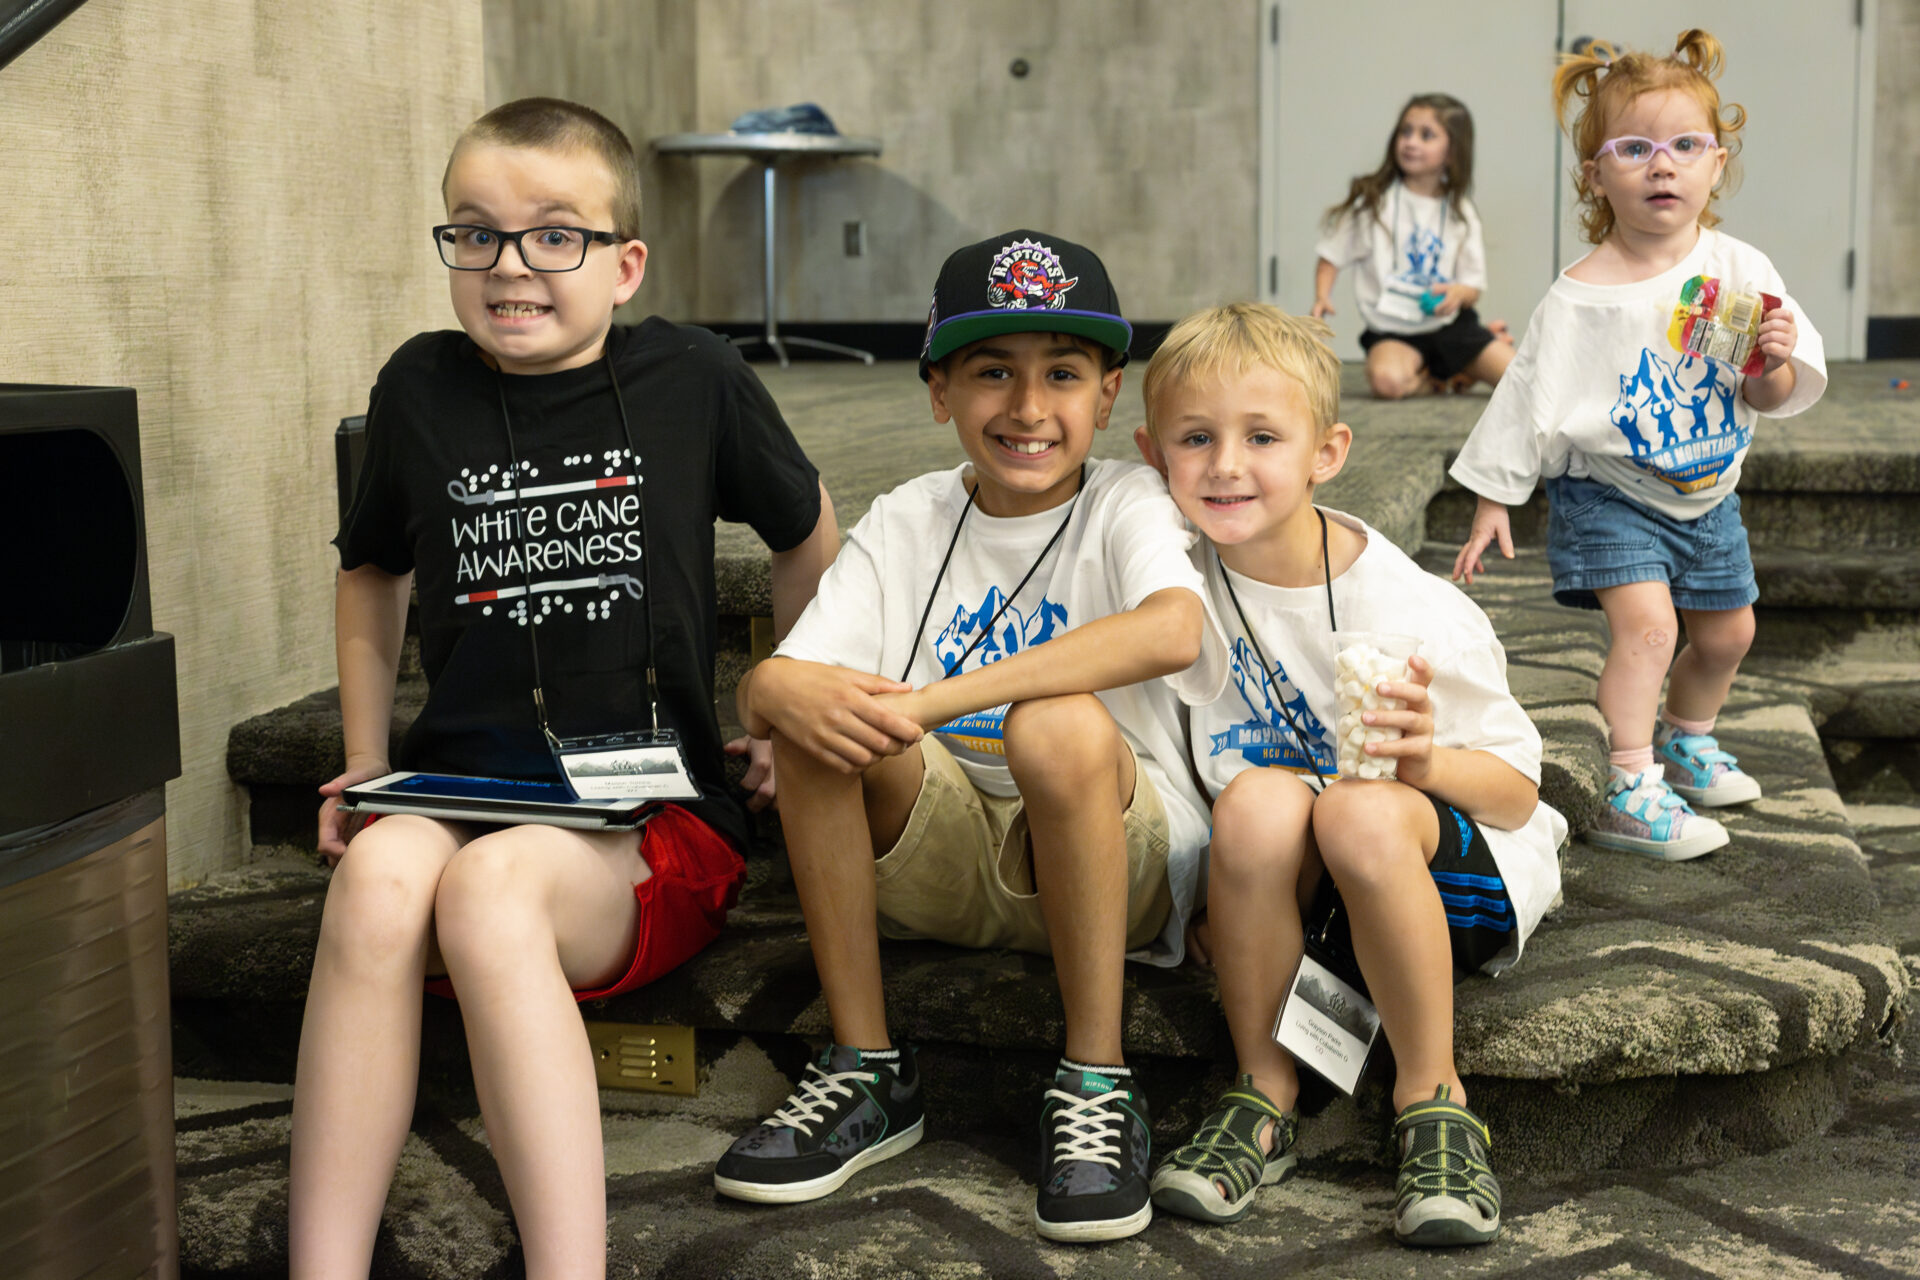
left=0, top=384, right=182, bottom=1279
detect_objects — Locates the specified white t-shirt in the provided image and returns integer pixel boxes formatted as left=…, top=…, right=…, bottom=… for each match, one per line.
left=777, top=457, right=1225, bottom=966
left=1186, top=510, right=1566, bottom=973
left=1450, top=228, right=1827, bottom=521
left=1316, top=182, right=1487, bottom=336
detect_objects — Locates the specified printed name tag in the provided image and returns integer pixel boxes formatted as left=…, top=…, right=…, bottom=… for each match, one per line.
left=1272, top=952, right=1382, bottom=1096
left=554, top=730, right=701, bottom=802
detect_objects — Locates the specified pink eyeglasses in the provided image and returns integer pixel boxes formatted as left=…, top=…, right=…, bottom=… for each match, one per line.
left=1593, top=132, right=1721, bottom=167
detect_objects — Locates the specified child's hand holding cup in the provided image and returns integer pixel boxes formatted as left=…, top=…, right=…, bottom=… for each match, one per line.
left=1332, top=633, right=1421, bottom=780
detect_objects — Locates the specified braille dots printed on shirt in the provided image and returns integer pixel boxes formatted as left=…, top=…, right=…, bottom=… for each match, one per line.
left=601, top=447, right=638, bottom=478
left=585, top=589, right=622, bottom=623
left=509, top=600, right=530, bottom=627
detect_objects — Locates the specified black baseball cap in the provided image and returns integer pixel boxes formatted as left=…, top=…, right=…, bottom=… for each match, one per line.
left=918, top=229, right=1132, bottom=380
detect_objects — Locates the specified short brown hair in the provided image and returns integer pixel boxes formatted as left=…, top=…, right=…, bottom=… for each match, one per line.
left=1554, top=29, right=1744, bottom=245
left=444, top=97, right=643, bottom=241
left=1142, top=303, right=1340, bottom=437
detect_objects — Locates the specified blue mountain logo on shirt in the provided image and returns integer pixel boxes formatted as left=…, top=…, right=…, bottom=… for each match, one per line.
left=1209, top=637, right=1337, bottom=776
left=933, top=587, right=1067, bottom=675
left=1402, top=226, right=1446, bottom=286
left=930, top=587, right=1069, bottom=756
left=1608, top=347, right=1747, bottom=494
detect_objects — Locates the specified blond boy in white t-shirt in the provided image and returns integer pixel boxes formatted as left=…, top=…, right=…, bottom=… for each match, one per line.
left=1133, top=302, right=1564, bottom=1248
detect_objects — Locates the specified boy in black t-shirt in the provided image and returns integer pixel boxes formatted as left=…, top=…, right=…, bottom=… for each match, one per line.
left=293, top=99, right=835, bottom=1276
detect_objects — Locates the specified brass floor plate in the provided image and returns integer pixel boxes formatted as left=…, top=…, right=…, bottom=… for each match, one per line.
left=584, top=1021, right=697, bottom=1095
left=750, top=615, right=776, bottom=665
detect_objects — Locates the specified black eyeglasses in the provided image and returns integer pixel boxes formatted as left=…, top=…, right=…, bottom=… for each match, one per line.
left=433, top=224, right=620, bottom=272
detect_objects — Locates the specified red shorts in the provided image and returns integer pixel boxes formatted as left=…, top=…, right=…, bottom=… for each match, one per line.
left=416, top=803, right=745, bottom=1002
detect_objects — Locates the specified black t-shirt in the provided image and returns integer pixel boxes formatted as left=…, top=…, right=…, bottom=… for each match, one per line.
left=334, top=320, right=820, bottom=852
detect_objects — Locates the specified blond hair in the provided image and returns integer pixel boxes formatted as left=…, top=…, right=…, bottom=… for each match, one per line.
left=1142, top=303, right=1340, bottom=436
left=1553, top=28, right=1745, bottom=245
left=444, top=98, right=644, bottom=241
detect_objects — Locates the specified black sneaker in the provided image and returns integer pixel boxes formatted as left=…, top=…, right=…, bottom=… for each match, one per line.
left=1033, top=1066, right=1152, bottom=1242
left=713, top=1044, right=924, bottom=1204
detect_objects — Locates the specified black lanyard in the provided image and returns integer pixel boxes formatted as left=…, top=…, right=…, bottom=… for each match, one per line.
left=493, top=344, right=659, bottom=747
left=900, top=465, right=1086, bottom=684
left=1217, top=507, right=1338, bottom=791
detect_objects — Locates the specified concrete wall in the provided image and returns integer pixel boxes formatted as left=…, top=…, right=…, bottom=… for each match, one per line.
left=688, top=0, right=1259, bottom=324
left=1, top=2, right=483, bottom=887
left=483, top=0, right=701, bottom=321
left=1871, top=0, right=1920, bottom=316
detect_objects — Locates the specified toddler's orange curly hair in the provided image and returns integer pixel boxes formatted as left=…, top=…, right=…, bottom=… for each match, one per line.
left=1553, top=29, right=1745, bottom=245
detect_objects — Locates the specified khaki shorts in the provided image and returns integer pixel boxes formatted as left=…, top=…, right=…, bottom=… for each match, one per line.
left=873, top=734, right=1174, bottom=954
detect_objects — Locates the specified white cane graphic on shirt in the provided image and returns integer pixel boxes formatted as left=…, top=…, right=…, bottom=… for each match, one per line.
left=455, top=572, right=644, bottom=606
left=446, top=474, right=638, bottom=505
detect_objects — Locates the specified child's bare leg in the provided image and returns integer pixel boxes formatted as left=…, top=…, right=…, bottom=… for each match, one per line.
left=1595, top=582, right=1679, bottom=752
left=1004, top=694, right=1132, bottom=1066
left=1366, top=340, right=1429, bottom=400
left=1310, top=779, right=1456, bottom=1112
left=1462, top=339, right=1514, bottom=388
left=771, top=733, right=924, bottom=1049
left=289, top=815, right=462, bottom=1277
left=1667, top=605, right=1755, bottom=722
left=1207, top=767, right=1319, bottom=1111
left=432, top=824, right=649, bottom=1280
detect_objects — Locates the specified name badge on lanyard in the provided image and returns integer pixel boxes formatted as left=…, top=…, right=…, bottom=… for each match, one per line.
left=553, top=729, right=701, bottom=802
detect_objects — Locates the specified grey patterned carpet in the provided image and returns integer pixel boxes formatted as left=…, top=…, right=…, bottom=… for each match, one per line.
left=177, top=938, right=1918, bottom=1279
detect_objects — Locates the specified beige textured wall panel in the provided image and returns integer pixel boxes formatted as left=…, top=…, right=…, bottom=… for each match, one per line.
left=485, top=0, right=700, bottom=320
left=1, top=1, right=484, bottom=887
left=1872, top=0, right=1920, bottom=315
left=692, top=0, right=1258, bottom=323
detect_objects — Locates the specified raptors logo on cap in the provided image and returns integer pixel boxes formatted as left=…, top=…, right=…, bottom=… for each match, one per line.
left=986, top=239, right=1078, bottom=311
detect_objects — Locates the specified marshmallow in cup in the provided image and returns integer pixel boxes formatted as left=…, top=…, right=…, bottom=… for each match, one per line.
left=1330, top=632, right=1421, bottom=780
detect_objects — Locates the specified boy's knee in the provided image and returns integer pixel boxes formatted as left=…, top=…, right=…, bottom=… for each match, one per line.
left=1311, top=779, right=1424, bottom=884
left=432, top=833, right=549, bottom=957
left=324, top=821, right=446, bottom=951
left=1211, top=769, right=1314, bottom=870
left=1002, top=694, right=1120, bottom=787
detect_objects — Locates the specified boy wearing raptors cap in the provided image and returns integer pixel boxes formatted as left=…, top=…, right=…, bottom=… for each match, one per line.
left=713, top=230, right=1223, bottom=1242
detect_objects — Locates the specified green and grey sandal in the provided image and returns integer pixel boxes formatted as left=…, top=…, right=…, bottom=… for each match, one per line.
left=1149, top=1075, right=1298, bottom=1223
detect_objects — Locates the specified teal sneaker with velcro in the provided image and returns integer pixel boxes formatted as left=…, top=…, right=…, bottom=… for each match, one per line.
left=1656, top=723, right=1763, bottom=807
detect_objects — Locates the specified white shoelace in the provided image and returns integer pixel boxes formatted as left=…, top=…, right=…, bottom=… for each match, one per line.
left=768, top=1063, right=871, bottom=1136
left=1043, top=1088, right=1129, bottom=1169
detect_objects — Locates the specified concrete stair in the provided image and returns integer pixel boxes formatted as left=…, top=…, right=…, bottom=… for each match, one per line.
left=196, top=364, right=1912, bottom=1199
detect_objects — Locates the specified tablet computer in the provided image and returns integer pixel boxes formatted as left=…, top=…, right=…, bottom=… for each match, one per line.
left=339, top=771, right=655, bottom=830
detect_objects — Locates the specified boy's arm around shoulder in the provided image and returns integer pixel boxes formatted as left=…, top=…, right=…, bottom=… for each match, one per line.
left=884, top=467, right=1208, bottom=729
left=319, top=563, right=412, bottom=858
left=884, top=585, right=1204, bottom=732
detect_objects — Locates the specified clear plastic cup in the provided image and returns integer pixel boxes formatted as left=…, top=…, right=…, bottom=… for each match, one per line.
left=1330, top=632, right=1421, bottom=780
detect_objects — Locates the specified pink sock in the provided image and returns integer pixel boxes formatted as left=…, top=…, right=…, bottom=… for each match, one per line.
left=1610, top=745, right=1656, bottom=774
left=1661, top=711, right=1715, bottom=736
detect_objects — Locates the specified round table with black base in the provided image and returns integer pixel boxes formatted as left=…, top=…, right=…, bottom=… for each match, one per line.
left=652, top=131, right=883, bottom=367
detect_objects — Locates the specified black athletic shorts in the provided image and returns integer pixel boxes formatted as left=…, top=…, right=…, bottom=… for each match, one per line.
left=1360, top=306, right=1499, bottom=380
left=1306, top=790, right=1516, bottom=982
